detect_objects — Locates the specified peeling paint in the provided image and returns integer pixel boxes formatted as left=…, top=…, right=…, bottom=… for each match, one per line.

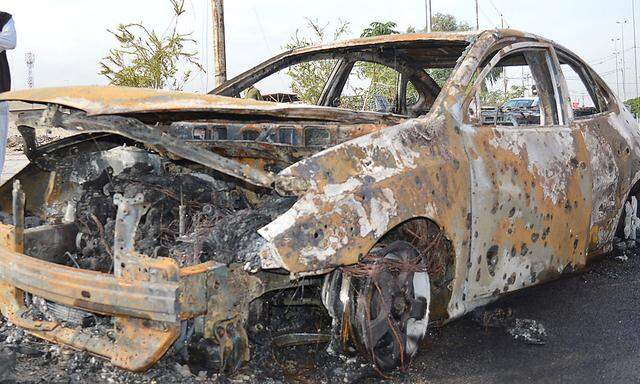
left=0, top=28, right=638, bottom=373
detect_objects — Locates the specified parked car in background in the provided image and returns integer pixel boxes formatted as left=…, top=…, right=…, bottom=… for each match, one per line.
left=481, top=96, right=541, bottom=126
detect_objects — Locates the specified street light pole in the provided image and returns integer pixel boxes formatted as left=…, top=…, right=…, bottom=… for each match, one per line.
left=212, top=0, right=227, bottom=88
left=618, top=20, right=628, bottom=100
left=425, top=0, right=432, bottom=32
left=475, top=0, right=480, bottom=30
left=633, top=0, right=639, bottom=98
left=613, top=38, right=622, bottom=98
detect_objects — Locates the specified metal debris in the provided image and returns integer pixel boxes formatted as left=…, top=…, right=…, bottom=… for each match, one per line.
left=507, top=319, right=548, bottom=345
left=471, top=307, right=514, bottom=329
left=615, top=254, right=629, bottom=263
left=271, top=333, right=332, bottom=348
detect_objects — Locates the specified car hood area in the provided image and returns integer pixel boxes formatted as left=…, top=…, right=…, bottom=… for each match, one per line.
left=0, top=85, right=404, bottom=124
left=0, top=86, right=407, bottom=192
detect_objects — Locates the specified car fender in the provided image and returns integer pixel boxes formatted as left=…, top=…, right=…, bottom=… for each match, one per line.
left=258, top=114, right=473, bottom=317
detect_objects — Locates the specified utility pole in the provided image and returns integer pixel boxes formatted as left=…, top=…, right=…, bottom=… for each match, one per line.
left=211, top=0, right=227, bottom=87
left=425, top=0, right=432, bottom=32
left=618, top=20, right=628, bottom=100
left=613, top=38, right=622, bottom=98
left=633, top=0, right=639, bottom=98
left=24, top=53, right=34, bottom=89
left=475, top=0, right=480, bottom=30
left=503, top=74, right=508, bottom=95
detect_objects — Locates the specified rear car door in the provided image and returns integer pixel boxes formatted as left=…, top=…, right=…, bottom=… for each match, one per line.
left=460, top=42, right=592, bottom=306
left=556, top=51, right=631, bottom=256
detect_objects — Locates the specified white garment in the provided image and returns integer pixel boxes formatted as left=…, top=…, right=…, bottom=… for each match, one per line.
left=0, top=17, right=16, bottom=175
left=0, top=18, right=16, bottom=52
left=0, top=102, right=7, bottom=174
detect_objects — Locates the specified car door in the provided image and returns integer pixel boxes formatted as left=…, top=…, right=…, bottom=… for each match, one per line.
left=460, top=43, right=592, bottom=306
left=555, top=51, right=631, bottom=256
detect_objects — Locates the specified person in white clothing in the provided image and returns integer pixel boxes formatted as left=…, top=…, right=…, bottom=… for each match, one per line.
left=0, top=12, right=16, bottom=175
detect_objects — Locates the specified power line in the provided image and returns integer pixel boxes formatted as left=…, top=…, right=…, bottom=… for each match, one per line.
left=591, top=57, right=617, bottom=66
left=588, top=54, right=616, bottom=65
left=589, top=46, right=635, bottom=65
left=487, top=0, right=510, bottom=28
left=478, top=6, right=499, bottom=28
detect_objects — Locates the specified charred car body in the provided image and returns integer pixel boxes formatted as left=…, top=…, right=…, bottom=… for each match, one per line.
left=0, top=29, right=638, bottom=373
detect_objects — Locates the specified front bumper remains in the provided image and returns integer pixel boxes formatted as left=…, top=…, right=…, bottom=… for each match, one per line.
left=0, top=181, right=271, bottom=372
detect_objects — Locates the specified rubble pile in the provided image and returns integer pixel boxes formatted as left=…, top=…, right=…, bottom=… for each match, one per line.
left=0, top=290, right=371, bottom=383
left=0, top=316, right=225, bottom=383
left=472, top=307, right=548, bottom=345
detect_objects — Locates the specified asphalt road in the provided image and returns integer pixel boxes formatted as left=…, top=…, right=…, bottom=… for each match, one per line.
left=406, top=248, right=640, bottom=384
left=252, top=246, right=640, bottom=384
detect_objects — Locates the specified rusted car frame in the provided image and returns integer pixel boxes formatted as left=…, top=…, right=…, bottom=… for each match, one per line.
left=0, top=29, right=637, bottom=373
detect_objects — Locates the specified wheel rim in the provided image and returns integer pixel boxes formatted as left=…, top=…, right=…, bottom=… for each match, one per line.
left=351, top=242, right=430, bottom=371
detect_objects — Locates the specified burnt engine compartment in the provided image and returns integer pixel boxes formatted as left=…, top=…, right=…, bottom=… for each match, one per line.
left=1, top=136, right=296, bottom=272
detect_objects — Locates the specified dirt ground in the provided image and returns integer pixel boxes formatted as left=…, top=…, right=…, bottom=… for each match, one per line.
left=1, top=115, right=639, bottom=383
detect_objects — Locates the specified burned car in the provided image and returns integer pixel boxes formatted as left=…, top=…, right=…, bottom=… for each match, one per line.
left=0, top=29, right=638, bottom=373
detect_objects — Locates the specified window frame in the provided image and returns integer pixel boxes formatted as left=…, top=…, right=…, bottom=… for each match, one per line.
left=335, top=59, right=400, bottom=113
left=463, top=42, right=569, bottom=127
left=556, top=50, right=615, bottom=121
left=329, top=59, right=425, bottom=116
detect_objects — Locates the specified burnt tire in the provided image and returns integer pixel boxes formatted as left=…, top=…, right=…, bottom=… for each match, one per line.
left=349, top=241, right=430, bottom=371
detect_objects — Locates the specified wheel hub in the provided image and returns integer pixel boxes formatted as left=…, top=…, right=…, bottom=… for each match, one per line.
left=348, top=241, right=431, bottom=371
left=392, top=294, right=408, bottom=316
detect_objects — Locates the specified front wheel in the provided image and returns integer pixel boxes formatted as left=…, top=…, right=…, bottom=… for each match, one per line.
left=325, top=241, right=430, bottom=371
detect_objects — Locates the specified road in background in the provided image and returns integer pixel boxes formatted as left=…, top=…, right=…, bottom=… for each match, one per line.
left=1, top=151, right=27, bottom=184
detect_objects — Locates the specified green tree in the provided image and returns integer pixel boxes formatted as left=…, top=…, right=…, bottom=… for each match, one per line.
left=481, top=85, right=526, bottom=107
left=625, top=97, right=640, bottom=117
left=432, top=13, right=472, bottom=32
left=337, top=21, right=402, bottom=111
left=99, top=0, right=203, bottom=90
left=361, top=21, right=399, bottom=37
left=424, top=13, right=502, bottom=88
left=284, top=19, right=350, bottom=104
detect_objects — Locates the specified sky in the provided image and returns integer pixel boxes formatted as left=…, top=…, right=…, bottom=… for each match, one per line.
left=1, top=0, right=638, bottom=100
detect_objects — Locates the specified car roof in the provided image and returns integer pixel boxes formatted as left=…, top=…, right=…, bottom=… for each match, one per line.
left=213, top=29, right=562, bottom=96
left=286, top=29, right=555, bottom=68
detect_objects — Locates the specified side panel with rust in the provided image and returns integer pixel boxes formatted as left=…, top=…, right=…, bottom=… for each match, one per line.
left=580, top=113, right=633, bottom=254
left=461, top=124, right=592, bottom=305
